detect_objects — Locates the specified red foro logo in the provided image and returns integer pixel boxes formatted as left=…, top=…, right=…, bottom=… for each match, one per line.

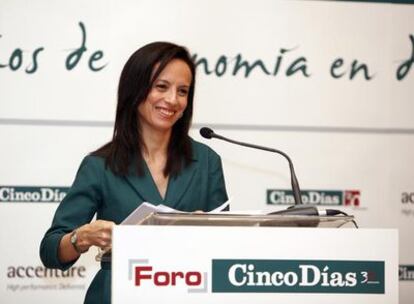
left=135, top=266, right=203, bottom=287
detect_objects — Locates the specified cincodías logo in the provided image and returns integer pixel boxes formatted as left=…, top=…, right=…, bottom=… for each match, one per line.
left=212, top=259, right=384, bottom=294
left=399, top=265, right=414, bottom=281
left=0, top=186, right=68, bottom=203
left=267, top=189, right=360, bottom=206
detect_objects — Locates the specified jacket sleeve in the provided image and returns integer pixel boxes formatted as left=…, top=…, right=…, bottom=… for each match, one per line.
left=206, top=149, right=229, bottom=211
left=39, top=156, right=103, bottom=270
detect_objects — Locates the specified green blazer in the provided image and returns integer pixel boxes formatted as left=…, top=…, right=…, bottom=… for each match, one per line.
left=39, top=139, right=228, bottom=304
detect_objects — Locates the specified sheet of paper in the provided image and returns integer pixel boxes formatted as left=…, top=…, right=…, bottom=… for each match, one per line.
left=121, top=200, right=231, bottom=225
left=121, top=202, right=179, bottom=225
left=209, top=200, right=230, bottom=213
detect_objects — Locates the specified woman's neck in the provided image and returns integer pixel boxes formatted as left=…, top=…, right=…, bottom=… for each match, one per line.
left=140, top=127, right=171, bottom=162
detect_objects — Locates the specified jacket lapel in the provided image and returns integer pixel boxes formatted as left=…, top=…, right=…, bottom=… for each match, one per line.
left=124, top=161, right=164, bottom=204
left=124, top=151, right=198, bottom=208
left=164, top=160, right=198, bottom=208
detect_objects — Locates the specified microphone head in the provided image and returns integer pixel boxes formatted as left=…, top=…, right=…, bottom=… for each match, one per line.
left=200, top=127, right=214, bottom=139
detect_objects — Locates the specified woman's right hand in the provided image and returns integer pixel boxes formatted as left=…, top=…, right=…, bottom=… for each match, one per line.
left=76, top=220, right=115, bottom=252
left=58, top=220, right=115, bottom=263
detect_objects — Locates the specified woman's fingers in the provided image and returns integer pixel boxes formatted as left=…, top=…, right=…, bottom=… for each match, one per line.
left=77, top=220, right=115, bottom=250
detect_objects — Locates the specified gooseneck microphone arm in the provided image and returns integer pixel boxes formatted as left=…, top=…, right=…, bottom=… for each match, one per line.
left=200, top=127, right=303, bottom=205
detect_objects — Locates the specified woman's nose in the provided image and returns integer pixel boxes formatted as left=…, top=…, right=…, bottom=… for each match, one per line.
left=164, top=88, right=178, bottom=104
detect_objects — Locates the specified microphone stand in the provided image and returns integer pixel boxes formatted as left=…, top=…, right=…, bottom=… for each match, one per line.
left=200, top=127, right=353, bottom=219
left=200, top=127, right=303, bottom=206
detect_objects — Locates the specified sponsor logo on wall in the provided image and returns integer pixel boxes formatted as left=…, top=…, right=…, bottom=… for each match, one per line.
left=0, top=186, right=68, bottom=203
left=5, top=264, right=87, bottom=292
left=401, top=192, right=414, bottom=217
left=129, top=259, right=384, bottom=294
left=266, top=189, right=361, bottom=206
left=400, top=265, right=414, bottom=281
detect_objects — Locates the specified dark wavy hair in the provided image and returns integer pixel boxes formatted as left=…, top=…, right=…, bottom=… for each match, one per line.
left=93, top=41, right=196, bottom=177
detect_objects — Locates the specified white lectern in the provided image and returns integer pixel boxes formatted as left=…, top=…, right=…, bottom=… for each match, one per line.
left=111, top=213, right=398, bottom=304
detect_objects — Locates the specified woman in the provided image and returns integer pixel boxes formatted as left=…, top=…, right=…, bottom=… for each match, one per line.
left=40, top=41, right=228, bottom=304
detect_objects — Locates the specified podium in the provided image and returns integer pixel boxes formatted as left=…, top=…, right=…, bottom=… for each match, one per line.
left=111, top=212, right=398, bottom=304
left=136, top=212, right=355, bottom=227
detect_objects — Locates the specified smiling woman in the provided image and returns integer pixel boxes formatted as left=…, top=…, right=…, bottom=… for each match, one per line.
left=137, top=58, right=193, bottom=198
left=138, top=59, right=191, bottom=138
left=39, top=41, right=229, bottom=304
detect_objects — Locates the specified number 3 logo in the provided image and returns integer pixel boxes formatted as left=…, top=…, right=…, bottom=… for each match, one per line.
left=361, top=271, right=368, bottom=284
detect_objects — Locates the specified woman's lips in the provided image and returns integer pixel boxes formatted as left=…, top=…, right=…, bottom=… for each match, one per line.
left=155, top=106, right=176, bottom=118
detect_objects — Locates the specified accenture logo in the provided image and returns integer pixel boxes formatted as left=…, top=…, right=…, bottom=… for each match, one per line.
left=6, top=265, right=87, bottom=292
left=401, top=192, right=414, bottom=204
left=267, top=189, right=360, bottom=206
left=401, top=192, right=414, bottom=217
left=6, top=265, right=86, bottom=279
left=0, top=186, right=68, bottom=203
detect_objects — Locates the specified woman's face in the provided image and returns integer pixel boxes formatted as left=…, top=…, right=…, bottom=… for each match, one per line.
left=138, top=59, right=192, bottom=135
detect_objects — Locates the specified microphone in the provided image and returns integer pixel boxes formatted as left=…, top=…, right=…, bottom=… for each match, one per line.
left=199, top=127, right=214, bottom=139
left=200, top=127, right=353, bottom=222
left=199, top=127, right=303, bottom=205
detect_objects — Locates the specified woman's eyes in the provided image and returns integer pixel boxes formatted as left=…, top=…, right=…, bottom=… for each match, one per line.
left=178, top=88, right=189, bottom=96
left=154, top=83, right=189, bottom=96
left=155, top=83, right=168, bottom=91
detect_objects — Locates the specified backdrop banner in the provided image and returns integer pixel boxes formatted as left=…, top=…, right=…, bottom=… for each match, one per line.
left=0, top=0, right=413, bottom=303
